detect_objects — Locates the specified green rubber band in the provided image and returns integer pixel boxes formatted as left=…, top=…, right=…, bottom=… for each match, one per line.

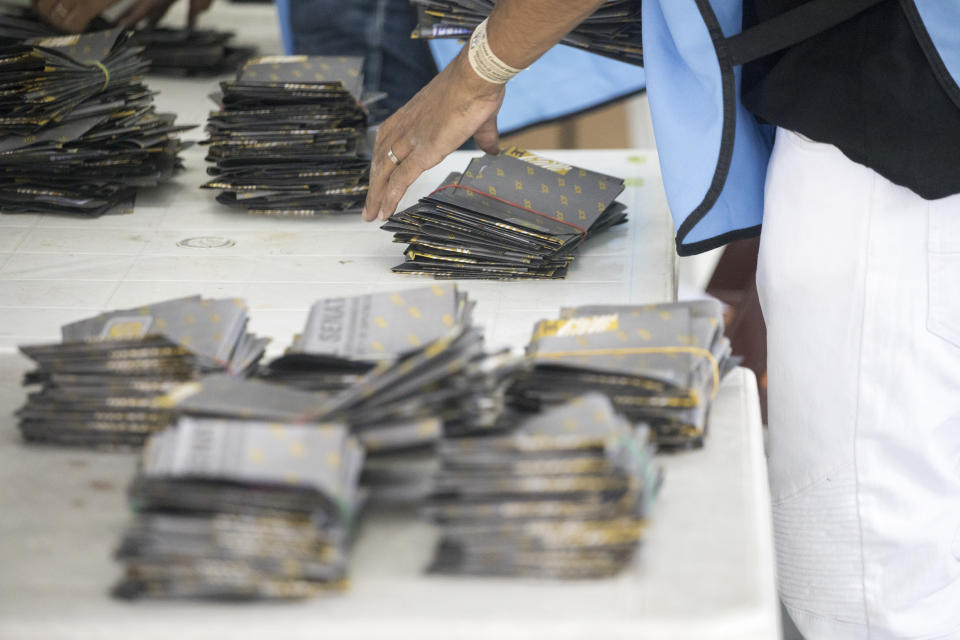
left=84, top=60, right=110, bottom=91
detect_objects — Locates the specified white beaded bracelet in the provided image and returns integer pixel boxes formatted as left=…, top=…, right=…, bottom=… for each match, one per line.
left=467, top=18, right=526, bottom=85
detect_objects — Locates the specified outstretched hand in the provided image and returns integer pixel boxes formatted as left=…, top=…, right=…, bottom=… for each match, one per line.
left=33, top=0, right=214, bottom=32
left=118, top=0, right=213, bottom=29
left=33, top=0, right=116, bottom=32
left=362, top=51, right=506, bottom=222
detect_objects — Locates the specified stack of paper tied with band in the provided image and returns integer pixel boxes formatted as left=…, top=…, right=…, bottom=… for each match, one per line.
left=113, top=417, right=363, bottom=599
left=200, top=55, right=371, bottom=216
left=15, top=296, right=268, bottom=448
left=0, top=3, right=256, bottom=77
left=382, top=148, right=628, bottom=279
left=411, top=0, right=642, bottom=66
left=510, top=300, right=735, bottom=449
left=0, top=28, right=193, bottom=216
left=426, top=393, right=660, bottom=578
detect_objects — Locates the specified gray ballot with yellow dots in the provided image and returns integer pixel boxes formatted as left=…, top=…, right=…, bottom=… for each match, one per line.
left=426, top=393, right=661, bottom=579
left=382, top=149, right=628, bottom=279
left=113, top=417, right=364, bottom=599
left=15, top=296, right=267, bottom=448
left=511, top=300, right=735, bottom=449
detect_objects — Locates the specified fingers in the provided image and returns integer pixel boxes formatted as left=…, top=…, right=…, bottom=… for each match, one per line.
left=189, top=0, right=213, bottom=18
left=187, top=0, right=212, bottom=28
left=118, top=0, right=174, bottom=28
left=473, top=113, right=501, bottom=155
left=378, top=154, right=430, bottom=221
left=36, top=0, right=110, bottom=32
left=117, top=0, right=153, bottom=28
left=363, top=122, right=409, bottom=222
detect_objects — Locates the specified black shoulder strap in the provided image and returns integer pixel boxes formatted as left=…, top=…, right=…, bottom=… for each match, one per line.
left=725, top=0, right=888, bottom=67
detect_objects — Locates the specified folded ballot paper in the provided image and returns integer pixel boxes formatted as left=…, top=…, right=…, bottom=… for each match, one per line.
left=0, top=28, right=193, bottom=216
left=16, top=296, right=268, bottom=448
left=260, top=283, right=474, bottom=392
left=382, top=148, right=628, bottom=279
left=426, top=393, right=661, bottom=578
left=113, top=417, right=363, bottom=599
left=161, top=285, right=516, bottom=501
left=201, top=55, right=371, bottom=216
left=411, top=0, right=643, bottom=66
left=509, top=300, right=736, bottom=449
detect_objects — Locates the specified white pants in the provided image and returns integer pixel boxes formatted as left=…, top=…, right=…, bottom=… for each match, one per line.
left=758, top=129, right=960, bottom=639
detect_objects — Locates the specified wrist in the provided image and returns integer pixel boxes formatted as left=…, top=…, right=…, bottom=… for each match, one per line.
left=452, top=50, right=505, bottom=100
left=466, top=18, right=526, bottom=86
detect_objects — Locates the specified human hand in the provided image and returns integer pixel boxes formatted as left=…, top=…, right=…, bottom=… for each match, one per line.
left=362, top=50, right=506, bottom=222
left=118, top=0, right=213, bottom=29
left=33, top=0, right=118, bottom=32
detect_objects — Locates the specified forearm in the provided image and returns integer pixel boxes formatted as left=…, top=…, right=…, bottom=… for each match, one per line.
left=486, top=0, right=607, bottom=69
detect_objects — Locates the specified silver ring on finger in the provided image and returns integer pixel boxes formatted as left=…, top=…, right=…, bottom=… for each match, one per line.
left=386, top=147, right=401, bottom=166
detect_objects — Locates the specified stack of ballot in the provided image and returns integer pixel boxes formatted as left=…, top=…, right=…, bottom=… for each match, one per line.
left=382, top=148, right=628, bottom=279
left=426, top=393, right=660, bottom=578
left=201, top=55, right=370, bottom=216
left=160, top=286, right=514, bottom=501
left=0, top=28, right=192, bottom=216
left=157, top=363, right=505, bottom=503
left=260, top=284, right=474, bottom=394
left=411, top=0, right=642, bottom=66
left=0, top=3, right=255, bottom=76
left=114, top=417, right=363, bottom=599
left=257, top=284, right=510, bottom=440
left=510, top=300, right=735, bottom=449
left=16, top=296, right=267, bottom=448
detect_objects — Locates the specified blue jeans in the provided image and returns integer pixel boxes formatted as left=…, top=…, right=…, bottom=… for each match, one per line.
left=289, top=0, right=437, bottom=120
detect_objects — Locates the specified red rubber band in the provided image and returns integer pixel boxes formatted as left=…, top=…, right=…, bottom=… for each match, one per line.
left=429, top=183, right=589, bottom=238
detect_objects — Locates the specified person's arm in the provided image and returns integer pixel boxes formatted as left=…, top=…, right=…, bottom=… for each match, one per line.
left=361, top=0, right=606, bottom=222
left=117, top=0, right=213, bottom=29
left=34, top=0, right=116, bottom=32
left=33, top=0, right=213, bottom=32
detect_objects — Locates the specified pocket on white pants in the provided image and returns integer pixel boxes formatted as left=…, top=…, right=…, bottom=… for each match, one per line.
left=928, top=200, right=960, bottom=349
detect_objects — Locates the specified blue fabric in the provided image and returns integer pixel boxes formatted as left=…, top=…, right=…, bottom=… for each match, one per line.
left=685, top=0, right=772, bottom=246
left=642, top=0, right=723, bottom=226
left=642, top=0, right=771, bottom=251
left=911, top=0, right=960, bottom=92
left=430, top=40, right=646, bottom=135
left=276, top=0, right=293, bottom=54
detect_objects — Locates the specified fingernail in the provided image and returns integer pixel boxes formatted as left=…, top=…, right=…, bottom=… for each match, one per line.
left=361, top=207, right=367, bottom=220
left=378, top=210, right=385, bottom=221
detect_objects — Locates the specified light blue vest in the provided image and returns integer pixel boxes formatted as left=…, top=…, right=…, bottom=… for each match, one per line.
left=643, top=0, right=960, bottom=255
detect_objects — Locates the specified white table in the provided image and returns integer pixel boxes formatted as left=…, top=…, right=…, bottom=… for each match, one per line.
left=0, top=144, right=676, bottom=353
left=0, top=352, right=777, bottom=640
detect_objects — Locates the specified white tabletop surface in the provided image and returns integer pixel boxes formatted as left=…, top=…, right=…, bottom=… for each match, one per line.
left=0, top=354, right=778, bottom=640
left=0, top=144, right=676, bottom=354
